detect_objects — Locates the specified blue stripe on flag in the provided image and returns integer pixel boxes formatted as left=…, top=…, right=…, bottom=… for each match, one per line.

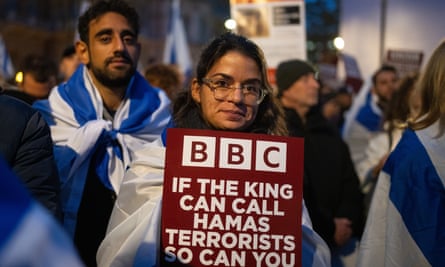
left=356, top=91, right=381, bottom=132
left=385, top=129, right=445, bottom=266
left=58, top=66, right=98, bottom=124
left=0, top=157, right=84, bottom=267
left=0, top=157, right=32, bottom=249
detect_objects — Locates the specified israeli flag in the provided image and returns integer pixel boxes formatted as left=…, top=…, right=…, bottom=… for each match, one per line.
left=73, top=0, right=91, bottom=42
left=0, top=35, right=14, bottom=80
left=163, top=0, right=192, bottom=81
left=0, top=157, right=84, bottom=267
left=357, top=122, right=445, bottom=267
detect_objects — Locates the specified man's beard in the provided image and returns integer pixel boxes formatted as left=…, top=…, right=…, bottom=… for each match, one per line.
left=89, top=60, right=136, bottom=88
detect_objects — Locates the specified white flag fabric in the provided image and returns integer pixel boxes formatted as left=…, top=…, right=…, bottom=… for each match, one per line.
left=0, top=157, right=84, bottom=267
left=162, top=0, right=192, bottom=79
left=0, top=35, right=14, bottom=80
left=341, top=78, right=384, bottom=183
left=357, top=121, right=445, bottom=267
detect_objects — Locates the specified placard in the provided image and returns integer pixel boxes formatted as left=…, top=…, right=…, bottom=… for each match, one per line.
left=229, top=0, right=306, bottom=87
left=161, top=128, right=304, bottom=267
left=385, top=49, right=423, bottom=78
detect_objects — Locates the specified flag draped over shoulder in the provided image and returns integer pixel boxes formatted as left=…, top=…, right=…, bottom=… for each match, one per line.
left=163, top=0, right=192, bottom=80
left=0, top=157, right=83, bottom=267
left=0, top=35, right=14, bottom=80
left=97, top=143, right=331, bottom=267
left=357, top=122, right=445, bottom=267
left=302, top=201, right=332, bottom=267
left=33, top=65, right=171, bottom=237
left=342, top=79, right=383, bottom=171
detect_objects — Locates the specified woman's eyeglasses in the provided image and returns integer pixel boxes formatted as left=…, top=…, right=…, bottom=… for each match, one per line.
left=201, top=77, right=267, bottom=104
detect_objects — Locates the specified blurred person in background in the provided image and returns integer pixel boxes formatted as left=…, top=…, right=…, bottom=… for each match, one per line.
left=2, top=54, right=57, bottom=104
left=0, top=88, right=61, bottom=219
left=319, top=84, right=353, bottom=132
left=59, top=45, right=81, bottom=83
left=144, top=63, right=183, bottom=101
left=355, top=72, right=419, bottom=213
left=342, top=65, right=399, bottom=172
left=16, top=54, right=57, bottom=102
left=320, top=91, right=342, bottom=127
left=276, top=59, right=364, bottom=267
left=357, top=39, right=445, bottom=267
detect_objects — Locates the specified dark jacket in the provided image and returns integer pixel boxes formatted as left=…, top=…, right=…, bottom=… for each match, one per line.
left=284, top=106, right=364, bottom=248
left=0, top=93, right=61, bottom=219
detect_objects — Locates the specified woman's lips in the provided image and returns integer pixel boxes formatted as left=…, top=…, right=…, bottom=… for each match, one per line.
left=220, top=109, right=245, bottom=120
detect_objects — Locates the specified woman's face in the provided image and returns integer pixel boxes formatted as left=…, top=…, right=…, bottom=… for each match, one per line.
left=191, top=51, right=262, bottom=131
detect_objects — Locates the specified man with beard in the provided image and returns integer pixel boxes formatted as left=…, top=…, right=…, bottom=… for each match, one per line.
left=342, top=65, right=398, bottom=193
left=33, top=1, right=171, bottom=266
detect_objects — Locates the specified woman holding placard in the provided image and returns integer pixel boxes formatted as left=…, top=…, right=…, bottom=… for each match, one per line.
left=97, top=32, right=331, bottom=267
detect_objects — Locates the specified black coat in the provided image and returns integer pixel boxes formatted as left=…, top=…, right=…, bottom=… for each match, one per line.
left=0, top=93, right=61, bottom=219
left=285, top=106, right=364, bottom=248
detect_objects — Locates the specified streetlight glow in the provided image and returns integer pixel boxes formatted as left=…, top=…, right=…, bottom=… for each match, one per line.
left=224, top=19, right=237, bottom=30
left=333, top=37, right=345, bottom=50
left=15, top=71, right=23, bottom=83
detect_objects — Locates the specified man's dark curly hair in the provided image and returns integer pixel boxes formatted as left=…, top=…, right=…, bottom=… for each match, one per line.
left=77, top=0, right=140, bottom=44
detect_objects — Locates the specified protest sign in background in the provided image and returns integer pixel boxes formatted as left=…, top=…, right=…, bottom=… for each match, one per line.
left=229, top=0, right=306, bottom=88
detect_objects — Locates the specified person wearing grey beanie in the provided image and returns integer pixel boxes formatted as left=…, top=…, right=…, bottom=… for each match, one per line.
left=275, top=59, right=317, bottom=98
left=276, top=58, right=365, bottom=266
left=276, top=59, right=319, bottom=122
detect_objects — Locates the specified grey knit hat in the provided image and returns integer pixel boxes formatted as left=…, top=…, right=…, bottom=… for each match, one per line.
left=275, top=59, right=316, bottom=96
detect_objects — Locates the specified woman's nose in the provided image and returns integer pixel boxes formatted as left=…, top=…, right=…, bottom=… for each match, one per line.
left=227, top=86, right=244, bottom=103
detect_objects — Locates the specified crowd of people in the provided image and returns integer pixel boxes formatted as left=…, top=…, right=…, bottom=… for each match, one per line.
left=0, top=0, right=444, bottom=267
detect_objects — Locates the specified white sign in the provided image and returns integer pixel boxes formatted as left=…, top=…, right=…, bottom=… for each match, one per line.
left=230, top=0, right=306, bottom=71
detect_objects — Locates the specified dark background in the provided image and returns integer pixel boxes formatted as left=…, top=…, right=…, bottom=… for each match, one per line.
left=0, top=0, right=339, bottom=75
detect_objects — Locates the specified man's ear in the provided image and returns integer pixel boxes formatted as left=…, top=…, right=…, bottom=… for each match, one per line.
left=191, top=78, right=201, bottom=103
left=75, top=40, right=89, bottom=65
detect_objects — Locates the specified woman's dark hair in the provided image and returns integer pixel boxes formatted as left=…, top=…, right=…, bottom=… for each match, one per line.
left=173, top=32, right=288, bottom=136
left=77, top=0, right=139, bottom=44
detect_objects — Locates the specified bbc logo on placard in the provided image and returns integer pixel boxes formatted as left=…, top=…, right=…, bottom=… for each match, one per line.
left=181, top=135, right=287, bottom=173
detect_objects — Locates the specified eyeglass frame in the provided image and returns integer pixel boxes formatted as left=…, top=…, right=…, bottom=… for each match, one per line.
left=201, top=77, right=268, bottom=104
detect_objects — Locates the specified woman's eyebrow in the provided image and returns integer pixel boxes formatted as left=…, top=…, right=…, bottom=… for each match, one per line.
left=207, top=73, right=261, bottom=83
